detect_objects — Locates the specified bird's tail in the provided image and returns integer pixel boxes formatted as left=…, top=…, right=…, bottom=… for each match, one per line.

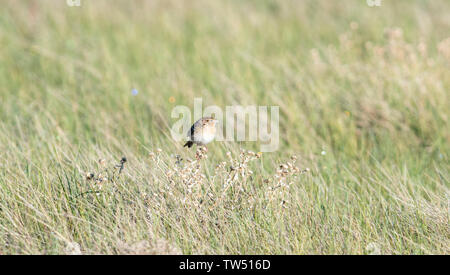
left=184, top=141, right=194, bottom=148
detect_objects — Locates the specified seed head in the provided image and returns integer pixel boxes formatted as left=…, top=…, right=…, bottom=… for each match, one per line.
left=86, top=172, right=95, bottom=180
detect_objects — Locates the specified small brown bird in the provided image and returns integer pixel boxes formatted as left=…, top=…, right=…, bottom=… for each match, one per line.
left=184, top=117, right=218, bottom=148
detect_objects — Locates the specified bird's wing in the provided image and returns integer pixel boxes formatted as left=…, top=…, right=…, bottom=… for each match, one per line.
left=187, top=123, right=196, bottom=139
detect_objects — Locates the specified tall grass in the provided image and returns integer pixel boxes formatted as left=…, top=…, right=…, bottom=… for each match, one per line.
left=0, top=0, right=448, bottom=254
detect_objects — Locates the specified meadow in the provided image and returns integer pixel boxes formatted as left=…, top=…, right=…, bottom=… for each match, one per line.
left=0, top=0, right=448, bottom=254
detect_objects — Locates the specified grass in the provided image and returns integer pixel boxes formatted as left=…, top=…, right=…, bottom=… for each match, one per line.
left=0, top=0, right=448, bottom=254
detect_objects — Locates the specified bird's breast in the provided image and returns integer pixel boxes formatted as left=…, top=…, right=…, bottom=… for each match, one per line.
left=194, top=125, right=216, bottom=144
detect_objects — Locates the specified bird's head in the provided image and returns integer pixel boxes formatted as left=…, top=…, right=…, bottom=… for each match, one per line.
left=203, top=117, right=218, bottom=126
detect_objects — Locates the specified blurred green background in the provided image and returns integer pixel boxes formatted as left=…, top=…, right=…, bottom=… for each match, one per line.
left=0, top=0, right=448, bottom=254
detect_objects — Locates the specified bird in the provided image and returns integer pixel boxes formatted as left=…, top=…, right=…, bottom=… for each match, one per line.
left=184, top=117, right=218, bottom=149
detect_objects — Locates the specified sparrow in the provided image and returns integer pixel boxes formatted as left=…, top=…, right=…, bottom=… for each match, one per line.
left=184, top=117, right=218, bottom=148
